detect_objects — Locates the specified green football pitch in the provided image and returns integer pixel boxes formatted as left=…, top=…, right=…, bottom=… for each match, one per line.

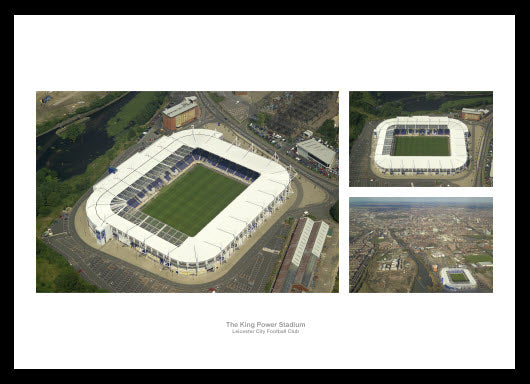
left=393, top=136, right=450, bottom=156
left=140, top=165, right=248, bottom=237
left=449, top=273, right=469, bottom=283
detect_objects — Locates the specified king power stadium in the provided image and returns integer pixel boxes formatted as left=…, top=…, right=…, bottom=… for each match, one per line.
left=373, top=116, right=470, bottom=175
left=85, top=128, right=292, bottom=275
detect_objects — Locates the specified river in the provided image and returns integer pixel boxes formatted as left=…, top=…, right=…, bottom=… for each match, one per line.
left=374, top=91, right=491, bottom=112
left=36, top=92, right=139, bottom=181
left=389, top=229, right=434, bottom=292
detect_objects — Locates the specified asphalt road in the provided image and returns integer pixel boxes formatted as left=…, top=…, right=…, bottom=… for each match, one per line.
left=44, top=168, right=330, bottom=292
left=42, top=92, right=338, bottom=293
left=195, top=92, right=339, bottom=199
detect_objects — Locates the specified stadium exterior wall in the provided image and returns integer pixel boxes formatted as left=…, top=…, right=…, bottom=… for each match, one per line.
left=439, top=267, right=478, bottom=291
left=85, top=128, right=291, bottom=275
left=372, top=116, right=469, bottom=175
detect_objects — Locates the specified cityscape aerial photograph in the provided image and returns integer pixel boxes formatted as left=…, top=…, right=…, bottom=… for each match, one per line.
left=349, top=91, right=493, bottom=187
left=36, top=91, right=339, bottom=293
left=349, top=197, right=493, bottom=293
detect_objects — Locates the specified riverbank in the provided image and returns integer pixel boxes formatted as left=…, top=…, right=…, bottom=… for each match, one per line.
left=36, top=92, right=168, bottom=236
left=36, top=91, right=129, bottom=137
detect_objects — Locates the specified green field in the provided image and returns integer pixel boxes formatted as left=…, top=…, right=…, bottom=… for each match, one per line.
left=141, top=165, right=248, bottom=236
left=393, top=136, right=450, bottom=156
left=465, top=254, right=493, bottom=263
left=449, top=273, right=469, bottom=282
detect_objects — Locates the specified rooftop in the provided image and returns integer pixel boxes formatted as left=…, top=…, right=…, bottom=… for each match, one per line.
left=86, top=128, right=290, bottom=264
left=163, top=96, right=198, bottom=118
left=296, top=138, right=336, bottom=165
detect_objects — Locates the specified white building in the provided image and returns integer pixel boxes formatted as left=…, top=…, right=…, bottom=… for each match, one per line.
left=372, top=116, right=469, bottom=175
left=440, top=267, right=478, bottom=291
left=86, top=128, right=291, bottom=275
left=296, top=138, right=336, bottom=168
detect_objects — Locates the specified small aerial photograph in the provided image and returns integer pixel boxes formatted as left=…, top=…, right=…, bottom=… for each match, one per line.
left=349, top=197, right=493, bottom=293
left=349, top=91, right=493, bottom=187
left=36, top=91, right=339, bottom=293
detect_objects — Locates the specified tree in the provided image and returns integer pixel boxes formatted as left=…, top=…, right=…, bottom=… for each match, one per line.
left=127, top=128, right=136, bottom=139
left=329, top=200, right=339, bottom=223
left=46, top=191, right=61, bottom=207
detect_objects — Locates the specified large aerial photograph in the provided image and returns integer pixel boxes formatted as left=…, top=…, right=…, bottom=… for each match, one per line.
left=36, top=91, right=339, bottom=293
left=349, top=91, right=493, bottom=187
left=349, top=197, right=493, bottom=293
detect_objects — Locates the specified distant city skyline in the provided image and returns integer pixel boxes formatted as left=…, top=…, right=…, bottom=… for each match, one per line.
left=349, top=197, right=492, bottom=207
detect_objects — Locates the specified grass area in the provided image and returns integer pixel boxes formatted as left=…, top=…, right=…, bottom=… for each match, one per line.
left=56, top=119, right=88, bottom=141
left=36, top=93, right=167, bottom=292
left=36, top=91, right=126, bottom=136
left=348, top=91, right=493, bottom=153
left=465, top=254, right=493, bottom=263
left=106, top=92, right=166, bottom=137
left=449, top=272, right=469, bottom=283
left=36, top=238, right=107, bottom=292
left=464, top=234, right=492, bottom=240
left=329, top=200, right=339, bottom=223
left=439, top=95, right=493, bottom=112
left=332, top=270, right=339, bottom=293
left=208, top=92, right=225, bottom=104
left=141, top=165, right=247, bottom=236
left=316, top=119, right=338, bottom=147
left=393, top=136, right=449, bottom=156
left=348, top=92, right=383, bottom=153
left=36, top=92, right=168, bottom=234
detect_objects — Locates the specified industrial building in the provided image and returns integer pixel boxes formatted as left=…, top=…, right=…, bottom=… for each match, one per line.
left=372, top=116, right=469, bottom=175
left=461, top=108, right=490, bottom=121
left=162, top=96, right=199, bottom=131
left=86, top=128, right=292, bottom=275
left=272, top=217, right=329, bottom=293
left=296, top=138, right=336, bottom=168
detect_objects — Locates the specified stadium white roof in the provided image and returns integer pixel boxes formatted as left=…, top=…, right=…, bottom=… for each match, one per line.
left=86, top=128, right=290, bottom=264
left=373, top=116, right=469, bottom=170
left=440, top=267, right=477, bottom=289
left=289, top=218, right=329, bottom=268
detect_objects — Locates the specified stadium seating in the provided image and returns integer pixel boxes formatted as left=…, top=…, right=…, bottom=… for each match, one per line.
left=127, top=197, right=141, bottom=208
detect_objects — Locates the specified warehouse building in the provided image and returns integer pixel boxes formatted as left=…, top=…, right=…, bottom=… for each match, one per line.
left=461, top=108, right=490, bottom=121
left=296, top=138, right=336, bottom=168
left=162, top=96, right=199, bottom=131
left=272, top=217, right=329, bottom=293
